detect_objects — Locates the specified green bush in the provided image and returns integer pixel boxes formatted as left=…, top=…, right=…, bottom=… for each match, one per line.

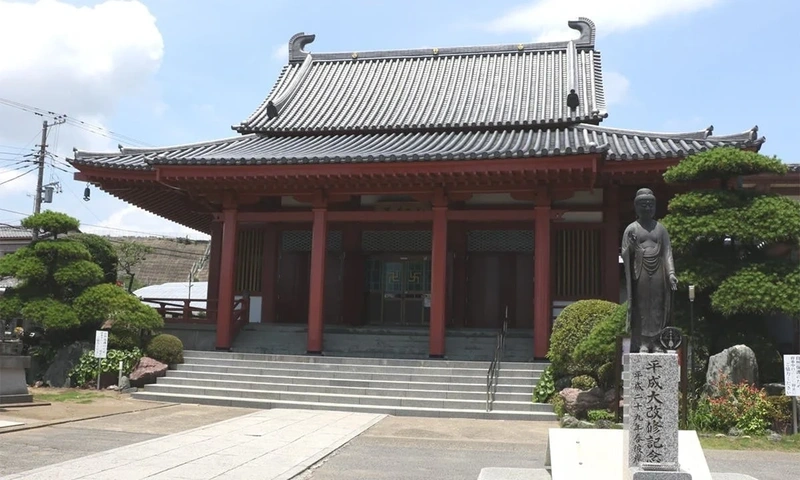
left=596, top=362, right=615, bottom=390
left=146, top=334, right=184, bottom=365
left=690, top=376, right=775, bottom=435
left=551, top=393, right=566, bottom=418
left=533, top=365, right=556, bottom=403
left=587, top=409, right=615, bottom=423
left=572, top=302, right=627, bottom=377
left=108, top=329, right=141, bottom=351
left=547, top=299, right=619, bottom=377
left=571, top=375, right=597, bottom=390
left=68, top=348, right=143, bottom=387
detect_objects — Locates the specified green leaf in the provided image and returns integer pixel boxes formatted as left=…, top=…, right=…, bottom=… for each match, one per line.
left=663, top=147, right=787, bottom=184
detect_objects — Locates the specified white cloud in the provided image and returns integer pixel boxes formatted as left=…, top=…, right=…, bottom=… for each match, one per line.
left=0, top=165, right=38, bottom=198
left=82, top=205, right=209, bottom=240
left=272, top=44, right=288, bottom=63
left=485, top=0, right=723, bottom=41
left=0, top=0, right=205, bottom=239
left=603, top=71, right=631, bottom=106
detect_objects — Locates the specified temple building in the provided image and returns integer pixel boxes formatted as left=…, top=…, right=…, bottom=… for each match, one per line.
left=69, top=18, right=770, bottom=360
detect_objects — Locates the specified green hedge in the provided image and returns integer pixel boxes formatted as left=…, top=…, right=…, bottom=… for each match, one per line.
left=146, top=334, right=184, bottom=365
left=547, top=299, right=619, bottom=377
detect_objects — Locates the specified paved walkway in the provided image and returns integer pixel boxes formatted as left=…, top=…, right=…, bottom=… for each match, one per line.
left=0, top=409, right=385, bottom=480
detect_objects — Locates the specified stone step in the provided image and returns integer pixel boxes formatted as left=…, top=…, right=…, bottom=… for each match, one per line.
left=140, top=383, right=546, bottom=412
left=130, top=391, right=557, bottom=421
left=182, top=350, right=545, bottom=370
left=174, top=363, right=537, bottom=386
left=156, top=376, right=534, bottom=403
left=179, top=356, right=543, bottom=377
left=164, top=370, right=534, bottom=394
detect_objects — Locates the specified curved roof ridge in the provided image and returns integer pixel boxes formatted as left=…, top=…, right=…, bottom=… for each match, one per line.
left=580, top=123, right=717, bottom=139
left=285, top=18, right=596, bottom=64
left=74, top=134, right=257, bottom=159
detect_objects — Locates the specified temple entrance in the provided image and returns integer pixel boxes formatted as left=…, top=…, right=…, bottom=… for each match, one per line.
left=366, top=255, right=431, bottom=325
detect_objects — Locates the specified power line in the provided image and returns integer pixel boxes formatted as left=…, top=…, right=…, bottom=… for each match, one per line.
left=0, top=97, right=151, bottom=148
left=0, top=167, right=37, bottom=187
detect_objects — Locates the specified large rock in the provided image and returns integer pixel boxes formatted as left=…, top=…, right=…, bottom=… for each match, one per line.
left=559, top=387, right=606, bottom=419
left=706, top=344, right=759, bottom=395
left=129, top=357, right=167, bottom=388
left=43, top=342, right=90, bottom=387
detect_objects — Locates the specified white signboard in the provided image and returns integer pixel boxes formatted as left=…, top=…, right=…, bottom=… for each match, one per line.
left=94, top=330, right=108, bottom=359
left=784, top=355, right=800, bottom=397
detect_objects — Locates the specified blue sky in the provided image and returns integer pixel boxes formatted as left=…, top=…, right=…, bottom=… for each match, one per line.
left=0, top=0, right=797, bottom=239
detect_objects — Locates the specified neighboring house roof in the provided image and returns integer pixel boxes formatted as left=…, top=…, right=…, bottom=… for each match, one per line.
left=71, top=124, right=764, bottom=169
left=235, top=19, right=605, bottom=135
left=0, top=226, right=33, bottom=240
left=114, top=237, right=210, bottom=287
left=134, top=282, right=208, bottom=310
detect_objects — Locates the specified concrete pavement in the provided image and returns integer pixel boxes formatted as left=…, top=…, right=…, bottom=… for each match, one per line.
left=1, top=409, right=384, bottom=480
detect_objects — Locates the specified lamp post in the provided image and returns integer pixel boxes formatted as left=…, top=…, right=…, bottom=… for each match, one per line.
left=688, top=285, right=695, bottom=375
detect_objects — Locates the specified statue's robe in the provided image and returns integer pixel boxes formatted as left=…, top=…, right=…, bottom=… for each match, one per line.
left=621, top=220, right=675, bottom=350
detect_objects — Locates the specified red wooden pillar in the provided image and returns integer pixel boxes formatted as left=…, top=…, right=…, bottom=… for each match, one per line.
left=533, top=201, right=552, bottom=359
left=603, top=186, right=621, bottom=303
left=216, top=208, right=238, bottom=350
left=342, top=226, right=364, bottom=326
left=307, top=208, right=328, bottom=354
left=206, top=221, right=223, bottom=325
left=429, top=205, right=448, bottom=358
left=260, top=227, right=279, bottom=323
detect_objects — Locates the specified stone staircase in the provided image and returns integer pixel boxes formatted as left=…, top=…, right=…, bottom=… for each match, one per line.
left=131, top=350, right=556, bottom=421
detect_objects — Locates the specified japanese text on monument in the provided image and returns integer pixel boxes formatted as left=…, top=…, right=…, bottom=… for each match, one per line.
left=630, top=358, right=666, bottom=464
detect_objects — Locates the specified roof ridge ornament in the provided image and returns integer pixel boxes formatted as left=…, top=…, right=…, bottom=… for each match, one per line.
left=567, top=17, right=596, bottom=46
left=289, top=32, right=316, bottom=63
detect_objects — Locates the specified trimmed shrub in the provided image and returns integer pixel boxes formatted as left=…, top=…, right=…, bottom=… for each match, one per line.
left=533, top=365, right=556, bottom=403
left=551, top=394, right=566, bottom=418
left=690, top=376, right=775, bottom=435
left=572, top=302, right=627, bottom=378
left=571, top=374, right=597, bottom=391
left=587, top=409, right=615, bottom=423
left=597, top=362, right=615, bottom=390
left=547, top=299, right=619, bottom=376
left=146, top=334, right=184, bottom=366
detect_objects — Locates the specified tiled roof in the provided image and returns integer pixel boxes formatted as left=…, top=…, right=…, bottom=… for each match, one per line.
left=72, top=124, right=764, bottom=168
left=0, top=226, right=32, bottom=240
left=110, top=237, right=209, bottom=287
left=234, top=18, right=607, bottom=134
left=788, top=163, right=800, bottom=172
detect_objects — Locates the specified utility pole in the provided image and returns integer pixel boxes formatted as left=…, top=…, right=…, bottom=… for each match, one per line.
left=32, top=120, right=49, bottom=241
left=32, top=117, right=65, bottom=240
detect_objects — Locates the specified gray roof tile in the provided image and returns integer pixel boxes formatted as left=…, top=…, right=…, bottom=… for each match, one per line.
left=0, top=226, right=32, bottom=240
left=235, top=18, right=607, bottom=134
left=72, top=124, right=765, bottom=169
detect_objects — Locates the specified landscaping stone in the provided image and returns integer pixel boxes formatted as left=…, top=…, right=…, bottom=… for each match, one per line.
left=594, top=419, right=615, bottom=429
left=763, top=382, right=785, bottom=396
left=769, top=433, right=782, bottom=442
left=706, top=344, right=759, bottom=395
left=554, top=376, right=572, bottom=391
left=728, top=427, right=742, bottom=437
left=559, top=387, right=606, bottom=418
left=128, top=357, right=167, bottom=388
left=561, top=415, right=581, bottom=428
left=43, top=342, right=90, bottom=388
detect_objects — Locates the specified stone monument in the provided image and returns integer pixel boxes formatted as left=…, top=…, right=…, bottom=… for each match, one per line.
left=0, top=323, right=33, bottom=404
left=621, top=188, right=690, bottom=479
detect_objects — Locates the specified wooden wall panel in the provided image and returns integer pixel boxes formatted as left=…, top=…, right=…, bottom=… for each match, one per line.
left=276, top=252, right=310, bottom=323
left=554, top=228, right=602, bottom=300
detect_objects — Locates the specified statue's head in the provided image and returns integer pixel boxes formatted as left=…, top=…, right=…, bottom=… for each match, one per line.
left=634, top=188, right=656, bottom=220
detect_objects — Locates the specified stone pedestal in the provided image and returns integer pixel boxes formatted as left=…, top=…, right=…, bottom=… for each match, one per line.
left=623, top=353, right=691, bottom=480
left=0, top=355, right=33, bottom=404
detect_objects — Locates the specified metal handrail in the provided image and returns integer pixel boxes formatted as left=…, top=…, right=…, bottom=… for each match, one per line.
left=486, top=306, right=509, bottom=412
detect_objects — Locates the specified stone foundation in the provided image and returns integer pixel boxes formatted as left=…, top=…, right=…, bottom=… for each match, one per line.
left=0, top=355, right=33, bottom=404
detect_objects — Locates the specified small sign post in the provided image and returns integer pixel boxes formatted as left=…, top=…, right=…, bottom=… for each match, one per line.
left=784, top=355, right=800, bottom=434
left=94, top=330, right=108, bottom=390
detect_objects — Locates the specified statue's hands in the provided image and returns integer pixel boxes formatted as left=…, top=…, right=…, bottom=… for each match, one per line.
left=669, top=273, right=678, bottom=291
left=627, top=230, right=637, bottom=244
